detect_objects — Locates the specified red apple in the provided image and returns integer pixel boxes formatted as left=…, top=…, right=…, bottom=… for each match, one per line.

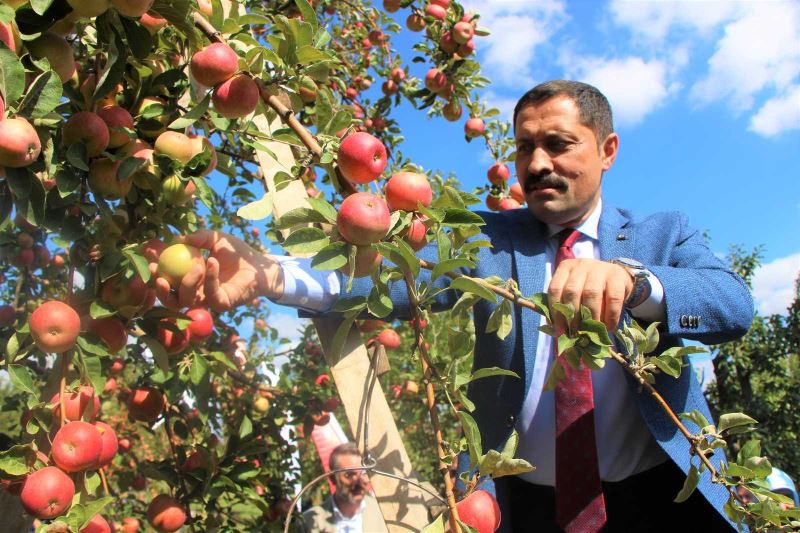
left=453, top=21, right=474, bottom=44
left=0, top=117, right=41, bottom=167
left=486, top=194, right=501, bottom=211
left=81, top=514, right=113, bottom=533
left=29, top=300, right=81, bottom=353
left=383, top=0, right=400, bottom=12
left=187, top=133, right=217, bottom=175
left=424, top=68, right=447, bottom=93
left=440, top=31, right=458, bottom=54
left=337, top=132, right=387, bottom=184
left=377, top=328, right=401, bottom=350
left=487, top=163, right=510, bottom=185
left=100, top=273, right=149, bottom=315
left=131, top=475, right=146, bottom=490
left=391, top=67, right=406, bottom=83
left=498, top=198, right=521, bottom=211
left=456, top=490, right=501, bottom=533
left=140, top=11, right=167, bottom=33
left=52, top=420, right=103, bottom=472
left=431, top=0, right=450, bottom=7
left=339, top=245, right=382, bottom=278
left=147, top=495, right=187, bottom=533
left=465, top=117, right=485, bottom=138
left=93, top=421, right=118, bottom=468
left=122, top=517, right=141, bottom=532
left=190, top=42, right=239, bottom=87
left=404, top=216, right=428, bottom=251
left=96, top=105, right=134, bottom=148
left=425, top=3, right=447, bottom=20
left=337, top=192, right=391, bottom=245
left=85, top=315, right=128, bottom=353
left=315, top=374, right=330, bottom=386
left=509, top=182, right=525, bottom=204
left=117, top=437, right=131, bottom=452
left=157, top=318, right=191, bottom=355
left=382, top=80, right=399, bottom=95
left=128, top=387, right=164, bottom=422
left=89, top=158, right=132, bottom=200
left=109, top=357, right=125, bottom=375
left=0, top=21, right=16, bottom=52
left=19, top=466, right=75, bottom=519
left=406, top=13, right=425, bottom=31
left=358, top=319, right=383, bottom=332
left=186, top=307, right=213, bottom=340
left=0, top=304, right=15, bottom=326
left=212, top=74, right=260, bottom=118
left=385, top=171, right=432, bottom=212
left=458, top=39, right=476, bottom=57
left=443, top=99, right=463, bottom=121
left=50, top=385, right=100, bottom=422
left=26, top=32, right=77, bottom=82
left=62, top=111, right=110, bottom=157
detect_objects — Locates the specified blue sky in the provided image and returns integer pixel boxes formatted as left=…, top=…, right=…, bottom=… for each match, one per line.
left=264, top=0, right=800, bottom=340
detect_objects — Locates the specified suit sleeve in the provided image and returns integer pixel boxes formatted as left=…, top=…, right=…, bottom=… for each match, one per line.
left=646, top=213, right=754, bottom=344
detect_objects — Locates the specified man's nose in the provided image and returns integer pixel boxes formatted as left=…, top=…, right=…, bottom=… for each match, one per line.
left=528, top=146, right=553, bottom=175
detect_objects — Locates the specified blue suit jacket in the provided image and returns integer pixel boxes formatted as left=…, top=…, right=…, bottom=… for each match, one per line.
left=344, top=204, right=754, bottom=529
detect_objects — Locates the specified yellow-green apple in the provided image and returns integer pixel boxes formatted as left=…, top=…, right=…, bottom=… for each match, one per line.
left=80, top=514, right=113, bottom=533
left=154, top=130, right=193, bottom=163
left=212, top=74, right=259, bottom=118
left=186, top=307, right=213, bottom=340
left=161, top=175, right=196, bottom=205
left=197, top=0, right=212, bottom=16
left=62, top=111, right=110, bottom=157
left=19, top=466, right=75, bottom=519
left=464, top=117, right=485, bottom=138
left=93, top=421, right=118, bottom=468
left=89, top=158, right=132, bottom=200
left=66, top=0, right=109, bottom=17
left=147, top=495, right=187, bottom=533
left=52, top=420, right=103, bottom=472
left=29, top=300, right=81, bottom=353
left=100, top=273, right=149, bottom=315
left=190, top=42, right=239, bottom=87
left=403, top=379, right=419, bottom=395
left=0, top=117, right=41, bottom=167
left=50, top=385, right=100, bottom=421
left=456, top=490, right=501, bottom=533
left=96, top=106, right=134, bottom=148
left=84, top=315, right=128, bottom=352
left=136, top=96, right=169, bottom=138
left=377, top=328, right=401, bottom=350
left=298, top=75, right=317, bottom=103
left=26, top=33, right=77, bottom=83
left=111, top=0, right=153, bottom=18
left=187, top=133, right=217, bottom=175
left=487, top=162, right=509, bottom=185
left=128, top=386, right=163, bottom=422
left=254, top=396, right=270, bottom=412
left=339, top=245, right=382, bottom=278
left=337, top=132, right=387, bottom=184
left=157, top=243, right=202, bottom=286
left=385, top=171, right=432, bottom=211
left=336, top=192, right=390, bottom=245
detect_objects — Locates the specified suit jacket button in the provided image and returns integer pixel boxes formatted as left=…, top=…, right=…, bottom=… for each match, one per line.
left=506, top=415, right=515, bottom=427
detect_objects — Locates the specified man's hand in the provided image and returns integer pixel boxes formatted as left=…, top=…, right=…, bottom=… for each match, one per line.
left=152, top=231, right=284, bottom=312
left=547, top=258, right=633, bottom=333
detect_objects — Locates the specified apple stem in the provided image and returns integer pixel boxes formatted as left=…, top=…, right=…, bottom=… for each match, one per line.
left=98, top=467, right=110, bottom=496
left=403, top=270, right=462, bottom=533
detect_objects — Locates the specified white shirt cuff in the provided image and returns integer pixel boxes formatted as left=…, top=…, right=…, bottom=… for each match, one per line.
left=629, top=271, right=665, bottom=323
left=270, top=255, right=340, bottom=313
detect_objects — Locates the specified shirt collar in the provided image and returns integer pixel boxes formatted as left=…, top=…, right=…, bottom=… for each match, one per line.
left=545, top=197, right=602, bottom=241
left=331, top=495, right=366, bottom=520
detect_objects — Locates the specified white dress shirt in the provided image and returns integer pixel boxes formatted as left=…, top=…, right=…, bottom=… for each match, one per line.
left=273, top=200, right=668, bottom=484
left=330, top=497, right=366, bottom=533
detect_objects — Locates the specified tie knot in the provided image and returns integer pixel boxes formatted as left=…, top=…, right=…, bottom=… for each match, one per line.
left=557, top=228, right=582, bottom=249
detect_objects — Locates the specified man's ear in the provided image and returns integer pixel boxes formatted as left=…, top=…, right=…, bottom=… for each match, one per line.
left=600, top=132, right=619, bottom=171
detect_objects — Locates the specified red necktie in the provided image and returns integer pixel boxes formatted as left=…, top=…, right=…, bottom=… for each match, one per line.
left=554, top=229, right=607, bottom=532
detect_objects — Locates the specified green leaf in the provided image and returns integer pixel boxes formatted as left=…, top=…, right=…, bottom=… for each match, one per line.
left=237, top=191, right=273, bottom=221
left=420, top=514, right=445, bottom=533
left=311, top=241, right=349, bottom=271
left=66, top=142, right=90, bottom=171
left=190, top=353, right=209, bottom=386
left=457, top=410, right=482, bottom=466
left=580, top=319, right=613, bottom=346
left=94, top=27, right=127, bottom=105
left=274, top=206, right=329, bottom=229
left=239, top=415, right=254, bottom=439
left=543, top=361, right=566, bottom=392
left=431, top=258, right=475, bottom=282
left=470, top=367, right=519, bottom=382
left=7, top=365, right=37, bottom=396
left=551, top=302, right=574, bottom=324
left=331, top=296, right=367, bottom=313
left=743, top=456, right=772, bottom=478
left=718, top=413, right=758, bottom=434
left=191, top=177, right=216, bottom=209
left=367, top=285, right=393, bottom=318
left=478, top=449, right=534, bottom=478
left=30, top=0, right=54, bottom=16
left=295, top=45, right=330, bottom=64
left=89, top=300, right=116, bottom=319
left=123, top=250, right=151, bottom=283
left=306, top=195, right=338, bottom=224
left=16, top=70, right=62, bottom=118
left=527, top=292, right=551, bottom=321
left=207, top=350, right=239, bottom=371
left=169, top=94, right=212, bottom=129
left=141, top=335, right=170, bottom=373
left=441, top=208, right=485, bottom=227
left=680, top=410, right=710, bottom=431
left=121, top=16, right=153, bottom=60
left=294, top=0, right=318, bottom=33
left=330, top=314, right=356, bottom=360
left=651, top=354, right=682, bottom=378
left=450, top=277, right=497, bottom=303
left=0, top=44, right=25, bottom=104
left=643, top=321, right=661, bottom=353
left=674, top=464, right=700, bottom=502
left=737, top=439, right=761, bottom=463
left=282, top=227, right=330, bottom=254
left=0, top=445, right=33, bottom=476
left=485, top=299, right=513, bottom=339
left=79, top=352, right=106, bottom=398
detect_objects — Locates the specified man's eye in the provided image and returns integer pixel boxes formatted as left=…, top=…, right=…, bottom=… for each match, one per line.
left=516, top=144, right=533, bottom=154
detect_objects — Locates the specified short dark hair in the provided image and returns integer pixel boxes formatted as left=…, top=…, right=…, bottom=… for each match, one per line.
left=329, top=442, right=362, bottom=470
left=513, top=80, right=614, bottom=144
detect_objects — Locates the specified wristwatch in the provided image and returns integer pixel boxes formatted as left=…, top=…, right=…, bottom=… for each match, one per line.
left=609, top=258, right=652, bottom=308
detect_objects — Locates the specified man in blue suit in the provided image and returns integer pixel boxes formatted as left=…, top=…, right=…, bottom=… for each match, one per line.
left=161, top=80, right=753, bottom=532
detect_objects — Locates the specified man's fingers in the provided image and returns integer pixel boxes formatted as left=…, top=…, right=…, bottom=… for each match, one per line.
left=603, top=275, right=628, bottom=331
left=174, top=230, right=221, bottom=251
left=581, top=270, right=607, bottom=323
left=203, top=256, right=228, bottom=311
left=178, top=259, right=205, bottom=308
left=155, top=277, right=179, bottom=309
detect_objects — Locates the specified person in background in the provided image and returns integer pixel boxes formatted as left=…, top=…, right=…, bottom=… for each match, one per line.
left=300, top=442, right=384, bottom=533
left=767, top=467, right=799, bottom=510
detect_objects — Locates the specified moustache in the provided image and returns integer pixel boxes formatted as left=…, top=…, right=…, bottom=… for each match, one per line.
left=524, top=172, right=569, bottom=193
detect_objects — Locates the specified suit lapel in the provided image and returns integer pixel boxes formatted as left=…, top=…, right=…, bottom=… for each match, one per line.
left=507, top=210, right=548, bottom=393
left=598, top=203, right=633, bottom=260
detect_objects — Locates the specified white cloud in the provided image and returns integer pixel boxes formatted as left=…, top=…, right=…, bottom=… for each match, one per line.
left=482, top=90, right=518, bottom=123
left=752, top=253, right=800, bottom=315
left=748, top=85, right=800, bottom=137
left=690, top=2, right=800, bottom=111
left=561, top=55, right=674, bottom=127
left=608, top=0, right=739, bottom=42
left=462, top=0, right=569, bottom=88
left=268, top=311, right=311, bottom=347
